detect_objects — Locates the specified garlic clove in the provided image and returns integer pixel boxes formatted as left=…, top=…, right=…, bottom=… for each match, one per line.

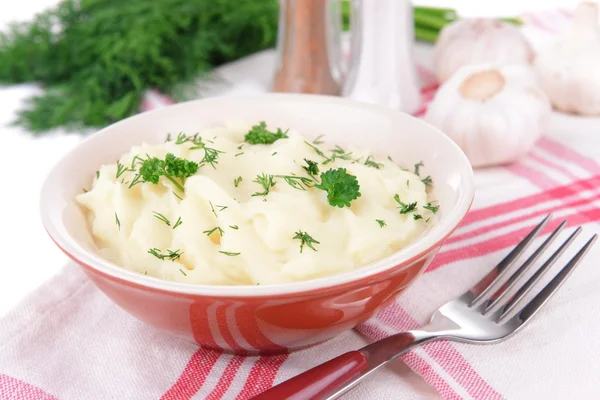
left=534, top=2, right=600, bottom=115
left=424, top=64, right=551, bottom=168
left=433, top=19, right=533, bottom=83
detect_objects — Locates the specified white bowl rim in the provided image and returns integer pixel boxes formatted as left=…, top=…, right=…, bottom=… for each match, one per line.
left=40, top=93, right=474, bottom=298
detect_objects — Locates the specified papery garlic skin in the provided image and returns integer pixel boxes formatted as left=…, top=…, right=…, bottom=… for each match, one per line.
left=534, top=2, right=600, bottom=115
left=424, top=64, right=551, bottom=168
left=433, top=19, right=533, bottom=83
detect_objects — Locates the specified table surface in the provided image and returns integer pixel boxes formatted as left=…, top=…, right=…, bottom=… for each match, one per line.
left=0, top=0, right=587, bottom=398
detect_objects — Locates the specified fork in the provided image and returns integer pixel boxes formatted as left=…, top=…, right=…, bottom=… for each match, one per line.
left=252, top=215, right=597, bottom=400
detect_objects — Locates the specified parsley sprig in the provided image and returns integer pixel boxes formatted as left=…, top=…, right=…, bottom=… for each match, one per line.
left=245, top=121, right=288, bottom=144
left=293, top=230, right=320, bottom=253
left=423, top=202, right=439, bottom=213
left=302, top=159, right=319, bottom=177
left=421, top=176, right=433, bottom=187
left=412, top=161, right=433, bottom=188
left=314, top=168, right=361, bottom=208
left=139, top=153, right=198, bottom=192
left=393, top=194, right=417, bottom=214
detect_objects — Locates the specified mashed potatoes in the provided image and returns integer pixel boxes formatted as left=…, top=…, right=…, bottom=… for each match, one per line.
left=77, top=121, right=438, bottom=285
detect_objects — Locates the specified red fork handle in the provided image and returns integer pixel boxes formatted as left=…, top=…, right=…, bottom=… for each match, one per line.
left=250, top=351, right=368, bottom=400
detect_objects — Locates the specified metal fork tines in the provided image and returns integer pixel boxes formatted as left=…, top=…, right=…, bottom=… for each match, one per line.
left=469, top=214, right=597, bottom=325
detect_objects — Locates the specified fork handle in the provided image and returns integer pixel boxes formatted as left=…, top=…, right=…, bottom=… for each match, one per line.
left=250, top=351, right=368, bottom=400
left=252, top=332, right=419, bottom=400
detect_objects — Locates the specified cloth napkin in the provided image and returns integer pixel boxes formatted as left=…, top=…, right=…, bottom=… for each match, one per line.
left=2, top=8, right=600, bottom=400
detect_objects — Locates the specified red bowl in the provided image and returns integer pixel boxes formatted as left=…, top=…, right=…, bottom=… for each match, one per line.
left=40, top=94, right=474, bottom=354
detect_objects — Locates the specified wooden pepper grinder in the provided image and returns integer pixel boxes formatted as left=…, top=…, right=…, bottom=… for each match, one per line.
left=273, top=0, right=342, bottom=95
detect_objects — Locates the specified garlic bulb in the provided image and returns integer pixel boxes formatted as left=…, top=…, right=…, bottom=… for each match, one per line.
left=424, top=64, right=551, bottom=168
left=534, top=2, right=600, bottom=115
left=433, top=19, right=533, bottom=83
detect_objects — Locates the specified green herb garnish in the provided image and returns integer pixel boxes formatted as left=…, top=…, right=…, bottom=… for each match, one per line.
left=271, top=152, right=277, bottom=156
left=139, top=153, right=198, bottom=192
left=153, top=212, right=171, bottom=226
left=313, top=135, right=325, bottom=145
left=203, top=226, right=224, bottom=237
left=179, top=268, right=187, bottom=276
left=229, top=225, right=239, bottom=230
left=302, top=159, right=319, bottom=177
left=304, top=141, right=329, bottom=161
left=421, top=176, right=433, bottom=187
left=276, top=175, right=314, bottom=191
left=216, top=204, right=228, bottom=211
left=171, top=132, right=224, bottom=169
left=196, top=145, right=223, bottom=169
left=115, top=213, right=121, bottom=230
left=314, top=168, right=361, bottom=208
left=364, top=156, right=383, bottom=169
left=219, top=251, right=240, bottom=256
left=148, top=248, right=183, bottom=261
left=0, top=1, right=280, bottom=133
left=234, top=176, right=243, bottom=187
left=414, top=161, right=424, bottom=176
left=175, top=132, right=190, bottom=144
left=251, top=173, right=276, bottom=197
left=423, top=202, right=439, bottom=213
left=413, top=214, right=423, bottom=221
left=244, top=121, right=288, bottom=144
left=209, top=201, right=218, bottom=217
left=128, top=173, right=142, bottom=188
left=173, top=217, right=183, bottom=229
left=376, top=219, right=386, bottom=228
left=176, top=134, right=224, bottom=169
left=96, top=170, right=100, bottom=179
left=116, top=161, right=130, bottom=179
left=393, top=194, right=417, bottom=214
left=172, top=191, right=183, bottom=201
left=293, top=230, right=320, bottom=253
left=324, top=145, right=353, bottom=165
left=235, top=152, right=244, bottom=157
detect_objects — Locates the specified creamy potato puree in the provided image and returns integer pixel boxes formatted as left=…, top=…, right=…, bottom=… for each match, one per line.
left=77, top=122, right=437, bottom=285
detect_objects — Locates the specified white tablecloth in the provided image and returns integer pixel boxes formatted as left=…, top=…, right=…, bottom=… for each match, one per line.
left=0, top=1, right=593, bottom=399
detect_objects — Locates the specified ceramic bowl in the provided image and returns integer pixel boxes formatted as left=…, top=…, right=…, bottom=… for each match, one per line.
left=40, top=94, right=474, bottom=354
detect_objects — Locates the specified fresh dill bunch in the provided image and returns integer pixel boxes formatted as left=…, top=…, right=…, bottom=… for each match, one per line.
left=0, top=0, right=279, bottom=133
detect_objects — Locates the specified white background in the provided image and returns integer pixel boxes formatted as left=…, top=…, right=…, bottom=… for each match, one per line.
left=0, top=0, right=583, bottom=313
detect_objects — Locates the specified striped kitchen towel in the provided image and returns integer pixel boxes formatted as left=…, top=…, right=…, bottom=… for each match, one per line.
left=2, top=7, right=600, bottom=400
